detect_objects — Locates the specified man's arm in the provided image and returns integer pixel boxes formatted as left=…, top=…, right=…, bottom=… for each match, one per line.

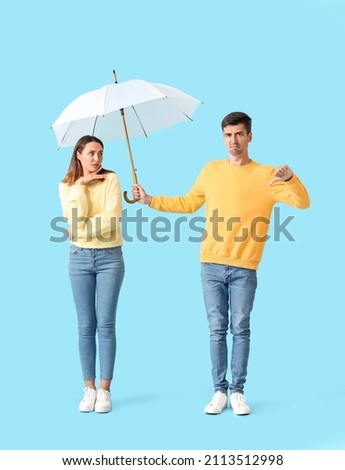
left=132, top=166, right=206, bottom=213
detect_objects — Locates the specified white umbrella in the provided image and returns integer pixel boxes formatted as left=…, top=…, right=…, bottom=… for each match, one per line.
left=52, top=70, right=202, bottom=202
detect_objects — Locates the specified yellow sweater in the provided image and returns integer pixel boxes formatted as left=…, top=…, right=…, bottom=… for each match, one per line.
left=59, top=172, right=122, bottom=248
left=150, top=160, right=310, bottom=270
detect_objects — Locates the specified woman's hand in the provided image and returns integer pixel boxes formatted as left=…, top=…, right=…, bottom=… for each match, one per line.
left=76, top=172, right=105, bottom=185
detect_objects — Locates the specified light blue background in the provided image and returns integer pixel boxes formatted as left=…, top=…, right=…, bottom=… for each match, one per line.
left=1, top=0, right=344, bottom=450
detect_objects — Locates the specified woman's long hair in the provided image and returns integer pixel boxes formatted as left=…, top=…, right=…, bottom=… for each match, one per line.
left=61, top=135, right=110, bottom=186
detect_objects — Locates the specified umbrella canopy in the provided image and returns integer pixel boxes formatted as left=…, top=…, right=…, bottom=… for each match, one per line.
left=52, top=72, right=202, bottom=202
left=52, top=79, right=202, bottom=148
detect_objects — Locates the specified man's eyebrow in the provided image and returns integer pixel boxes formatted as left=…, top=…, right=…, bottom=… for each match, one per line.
left=224, top=131, right=244, bottom=135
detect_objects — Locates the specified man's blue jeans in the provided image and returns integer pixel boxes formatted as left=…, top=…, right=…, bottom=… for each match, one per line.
left=201, top=262, right=257, bottom=395
left=69, top=245, right=125, bottom=381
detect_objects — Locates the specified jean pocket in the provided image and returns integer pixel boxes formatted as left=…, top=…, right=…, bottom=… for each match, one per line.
left=70, top=245, right=82, bottom=255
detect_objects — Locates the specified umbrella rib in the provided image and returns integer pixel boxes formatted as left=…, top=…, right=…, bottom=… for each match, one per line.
left=59, top=123, right=73, bottom=149
left=92, top=116, right=99, bottom=136
left=130, top=106, right=148, bottom=138
left=161, top=97, right=194, bottom=121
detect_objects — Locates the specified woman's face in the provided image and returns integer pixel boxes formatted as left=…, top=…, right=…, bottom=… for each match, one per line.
left=76, top=141, right=103, bottom=175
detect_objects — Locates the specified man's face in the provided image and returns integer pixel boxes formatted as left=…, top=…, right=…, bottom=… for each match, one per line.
left=223, top=123, right=252, bottom=157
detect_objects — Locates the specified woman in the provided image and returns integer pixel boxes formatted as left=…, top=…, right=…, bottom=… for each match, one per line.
left=59, top=135, right=124, bottom=413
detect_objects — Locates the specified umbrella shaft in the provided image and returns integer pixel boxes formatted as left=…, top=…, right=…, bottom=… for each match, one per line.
left=120, top=109, right=138, bottom=184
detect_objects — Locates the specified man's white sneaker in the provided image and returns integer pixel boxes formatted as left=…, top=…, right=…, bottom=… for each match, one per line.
left=204, top=391, right=228, bottom=414
left=79, top=387, right=97, bottom=412
left=230, top=392, right=251, bottom=415
left=95, top=389, right=112, bottom=413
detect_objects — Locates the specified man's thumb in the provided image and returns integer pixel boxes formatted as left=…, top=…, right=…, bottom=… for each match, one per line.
left=268, top=177, right=278, bottom=187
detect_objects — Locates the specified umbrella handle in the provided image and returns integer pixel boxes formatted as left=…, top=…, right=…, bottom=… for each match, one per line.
left=123, top=190, right=138, bottom=204
left=123, top=168, right=139, bottom=204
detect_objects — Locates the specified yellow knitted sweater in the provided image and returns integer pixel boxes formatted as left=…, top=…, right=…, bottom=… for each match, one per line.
left=59, top=172, right=122, bottom=248
left=150, top=160, right=310, bottom=270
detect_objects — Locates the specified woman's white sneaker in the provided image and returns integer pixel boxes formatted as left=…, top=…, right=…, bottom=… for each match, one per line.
left=95, top=389, right=112, bottom=413
left=204, top=391, right=228, bottom=414
left=79, top=387, right=97, bottom=412
left=230, top=392, right=251, bottom=415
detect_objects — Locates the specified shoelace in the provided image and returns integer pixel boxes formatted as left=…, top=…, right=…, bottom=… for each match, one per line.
left=82, top=388, right=95, bottom=401
left=97, top=389, right=109, bottom=401
left=212, top=392, right=226, bottom=405
left=233, top=394, right=247, bottom=406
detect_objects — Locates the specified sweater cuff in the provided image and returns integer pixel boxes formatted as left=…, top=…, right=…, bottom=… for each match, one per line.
left=149, top=196, right=158, bottom=209
left=284, top=174, right=298, bottom=186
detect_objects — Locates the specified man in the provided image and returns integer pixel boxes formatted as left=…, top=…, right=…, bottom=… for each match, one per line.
left=132, top=112, right=310, bottom=416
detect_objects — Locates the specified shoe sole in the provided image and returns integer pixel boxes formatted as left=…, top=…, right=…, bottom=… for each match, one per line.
left=231, top=408, right=251, bottom=415
left=95, top=408, right=112, bottom=413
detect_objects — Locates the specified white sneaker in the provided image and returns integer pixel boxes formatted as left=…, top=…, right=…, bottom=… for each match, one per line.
left=204, top=391, right=228, bottom=414
left=230, top=392, right=251, bottom=415
left=95, top=389, right=112, bottom=413
left=79, top=387, right=97, bottom=412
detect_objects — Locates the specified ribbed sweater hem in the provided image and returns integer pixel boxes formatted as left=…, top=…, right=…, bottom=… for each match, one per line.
left=200, top=254, right=259, bottom=270
left=70, top=240, right=122, bottom=249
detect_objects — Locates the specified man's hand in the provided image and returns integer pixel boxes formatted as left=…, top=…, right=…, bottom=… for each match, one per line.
left=268, top=165, right=294, bottom=186
left=132, top=184, right=152, bottom=204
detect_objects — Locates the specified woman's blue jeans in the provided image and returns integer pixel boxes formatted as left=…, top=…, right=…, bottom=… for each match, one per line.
left=68, top=245, right=125, bottom=381
left=201, top=262, right=257, bottom=395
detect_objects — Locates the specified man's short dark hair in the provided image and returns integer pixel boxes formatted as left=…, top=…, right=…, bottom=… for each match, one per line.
left=221, top=112, right=252, bottom=134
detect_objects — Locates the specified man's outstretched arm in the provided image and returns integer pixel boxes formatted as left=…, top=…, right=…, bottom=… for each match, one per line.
left=131, top=166, right=207, bottom=213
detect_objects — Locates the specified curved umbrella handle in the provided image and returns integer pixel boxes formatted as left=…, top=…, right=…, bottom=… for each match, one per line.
left=123, top=190, right=138, bottom=204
